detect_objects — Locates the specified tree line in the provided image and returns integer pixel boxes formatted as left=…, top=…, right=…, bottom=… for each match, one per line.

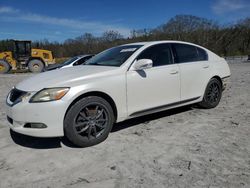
left=0, top=15, right=250, bottom=58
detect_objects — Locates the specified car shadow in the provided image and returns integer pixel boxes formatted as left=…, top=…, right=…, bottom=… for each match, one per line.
left=10, top=105, right=193, bottom=149
left=10, top=130, right=79, bottom=149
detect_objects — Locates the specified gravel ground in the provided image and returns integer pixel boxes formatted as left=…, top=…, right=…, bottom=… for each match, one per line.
left=0, top=63, right=249, bottom=188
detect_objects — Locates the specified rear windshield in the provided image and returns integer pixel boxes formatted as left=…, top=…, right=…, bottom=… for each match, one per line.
left=85, top=45, right=143, bottom=67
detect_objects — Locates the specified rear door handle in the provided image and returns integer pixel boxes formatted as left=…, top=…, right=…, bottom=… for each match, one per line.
left=170, top=70, right=179, bottom=74
left=203, top=65, right=209, bottom=69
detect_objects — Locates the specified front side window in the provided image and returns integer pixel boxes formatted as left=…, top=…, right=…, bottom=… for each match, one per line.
left=17, top=42, right=26, bottom=55
left=137, top=44, right=173, bottom=67
left=85, top=45, right=142, bottom=67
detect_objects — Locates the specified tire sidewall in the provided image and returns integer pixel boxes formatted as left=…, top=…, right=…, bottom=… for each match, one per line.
left=64, top=96, right=115, bottom=147
left=202, top=78, right=222, bottom=108
left=0, top=60, right=11, bottom=73
left=28, top=59, right=45, bottom=73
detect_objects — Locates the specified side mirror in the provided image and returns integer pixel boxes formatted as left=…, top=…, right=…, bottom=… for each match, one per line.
left=131, top=59, right=153, bottom=71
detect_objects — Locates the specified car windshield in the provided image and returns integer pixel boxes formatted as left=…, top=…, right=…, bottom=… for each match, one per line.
left=63, top=57, right=79, bottom=66
left=84, top=45, right=143, bottom=67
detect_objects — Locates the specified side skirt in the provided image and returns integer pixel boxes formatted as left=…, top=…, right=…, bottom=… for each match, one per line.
left=129, top=96, right=201, bottom=117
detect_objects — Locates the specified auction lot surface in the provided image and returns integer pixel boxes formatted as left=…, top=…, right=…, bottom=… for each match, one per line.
left=0, top=63, right=249, bottom=188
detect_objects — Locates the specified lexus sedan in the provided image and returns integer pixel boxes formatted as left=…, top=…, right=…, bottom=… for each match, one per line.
left=6, top=41, right=230, bottom=147
left=46, top=55, right=94, bottom=71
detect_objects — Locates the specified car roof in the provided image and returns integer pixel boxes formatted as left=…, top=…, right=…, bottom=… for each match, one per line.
left=122, top=40, right=205, bottom=49
left=76, top=54, right=94, bottom=58
left=78, top=54, right=94, bottom=57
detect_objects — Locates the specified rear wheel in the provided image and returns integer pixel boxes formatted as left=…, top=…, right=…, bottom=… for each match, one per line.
left=28, top=59, right=44, bottom=73
left=64, top=96, right=115, bottom=147
left=0, top=60, right=11, bottom=74
left=199, top=78, right=222, bottom=109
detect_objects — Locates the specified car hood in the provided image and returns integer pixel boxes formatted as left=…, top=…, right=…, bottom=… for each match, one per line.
left=16, top=65, right=118, bottom=91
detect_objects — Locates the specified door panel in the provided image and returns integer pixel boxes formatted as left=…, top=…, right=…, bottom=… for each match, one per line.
left=172, top=43, right=210, bottom=100
left=179, top=61, right=210, bottom=100
left=126, top=64, right=180, bottom=116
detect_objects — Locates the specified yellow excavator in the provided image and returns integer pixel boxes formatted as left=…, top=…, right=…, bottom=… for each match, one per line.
left=0, top=40, right=55, bottom=73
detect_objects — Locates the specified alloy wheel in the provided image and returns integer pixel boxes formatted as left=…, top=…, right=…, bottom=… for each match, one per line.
left=206, top=82, right=220, bottom=103
left=74, top=104, right=108, bottom=140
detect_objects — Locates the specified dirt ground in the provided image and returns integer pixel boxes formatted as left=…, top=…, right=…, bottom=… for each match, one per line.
left=0, top=63, right=249, bottom=188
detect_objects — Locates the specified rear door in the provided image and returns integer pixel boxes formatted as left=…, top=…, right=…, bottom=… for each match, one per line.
left=126, top=43, right=180, bottom=116
left=172, top=43, right=210, bottom=101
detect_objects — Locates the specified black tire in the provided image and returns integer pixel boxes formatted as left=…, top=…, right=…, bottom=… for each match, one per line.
left=28, top=59, right=44, bottom=73
left=64, top=96, right=115, bottom=147
left=0, top=60, right=11, bottom=74
left=198, top=78, right=222, bottom=109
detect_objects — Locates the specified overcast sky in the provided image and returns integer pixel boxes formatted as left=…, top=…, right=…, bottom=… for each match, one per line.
left=0, top=0, right=249, bottom=42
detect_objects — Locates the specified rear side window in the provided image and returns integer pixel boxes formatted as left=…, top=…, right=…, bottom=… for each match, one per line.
left=137, top=44, right=173, bottom=67
left=173, top=43, right=208, bottom=63
left=197, top=47, right=208, bottom=61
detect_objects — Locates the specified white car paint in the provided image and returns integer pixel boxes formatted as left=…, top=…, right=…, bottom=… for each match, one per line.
left=127, top=63, right=180, bottom=115
left=46, top=55, right=94, bottom=71
left=60, top=55, right=93, bottom=69
left=6, top=41, right=230, bottom=137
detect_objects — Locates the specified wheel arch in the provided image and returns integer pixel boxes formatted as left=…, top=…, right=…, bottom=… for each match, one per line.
left=211, top=75, right=223, bottom=87
left=64, top=91, right=118, bottom=123
left=199, top=75, right=223, bottom=109
left=201, top=75, right=223, bottom=99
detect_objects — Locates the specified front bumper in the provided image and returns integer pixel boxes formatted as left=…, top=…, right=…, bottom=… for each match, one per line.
left=6, top=99, right=68, bottom=137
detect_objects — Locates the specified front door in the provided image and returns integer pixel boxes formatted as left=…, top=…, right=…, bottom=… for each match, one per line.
left=126, top=43, right=180, bottom=116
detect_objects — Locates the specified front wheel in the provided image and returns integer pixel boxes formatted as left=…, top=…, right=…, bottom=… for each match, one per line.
left=198, top=78, right=222, bottom=109
left=0, top=60, right=11, bottom=74
left=64, top=96, right=115, bottom=147
left=28, top=59, right=44, bottom=73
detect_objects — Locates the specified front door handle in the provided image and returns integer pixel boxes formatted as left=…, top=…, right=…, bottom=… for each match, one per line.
left=170, top=70, right=179, bottom=74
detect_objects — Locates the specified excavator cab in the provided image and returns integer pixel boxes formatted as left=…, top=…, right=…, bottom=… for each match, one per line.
left=13, top=40, right=32, bottom=62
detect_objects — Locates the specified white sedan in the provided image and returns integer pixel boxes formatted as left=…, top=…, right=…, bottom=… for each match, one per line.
left=6, top=41, right=230, bottom=147
left=46, top=54, right=94, bottom=71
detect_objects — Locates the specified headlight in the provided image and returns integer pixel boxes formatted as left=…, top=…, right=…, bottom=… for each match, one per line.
left=29, top=88, right=69, bottom=103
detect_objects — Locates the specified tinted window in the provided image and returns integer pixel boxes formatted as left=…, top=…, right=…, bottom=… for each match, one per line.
left=85, top=45, right=142, bottom=67
left=63, top=57, right=78, bottom=66
left=197, top=47, right=208, bottom=61
left=74, top=56, right=93, bottom=66
left=137, top=44, right=173, bottom=67
left=173, top=43, right=199, bottom=63
left=74, top=58, right=84, bottom=66
left=83, top=55, right=93, bottom=62
left=16, top=42, right=30, bottom=56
